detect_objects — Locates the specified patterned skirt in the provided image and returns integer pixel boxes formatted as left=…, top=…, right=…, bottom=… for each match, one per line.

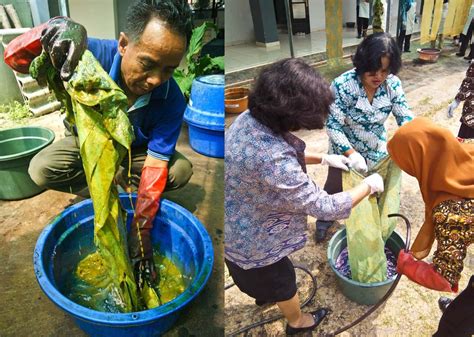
left=432, top=199, right=474, bottom=287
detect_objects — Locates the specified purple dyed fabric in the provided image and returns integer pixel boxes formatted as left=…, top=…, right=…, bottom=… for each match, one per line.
left=335, top=247, right=398, bottom=280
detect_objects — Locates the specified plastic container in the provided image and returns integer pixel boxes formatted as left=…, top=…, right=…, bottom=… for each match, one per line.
left=224, top=87, right=249, bottom=114
left=184, top=74, right=224, bottom=158
left=34, top=195, right=214, bottom=337
left=417, top=48, right=441, bottom=63
left=327, top=228, right=405, bottom=305
left=0, top=126, right=54, bottom=200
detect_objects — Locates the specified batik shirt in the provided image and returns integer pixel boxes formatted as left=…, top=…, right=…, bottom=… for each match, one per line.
left=225, top=111, right=353, bottom=270
left=327, top=69, right=413, bottom=169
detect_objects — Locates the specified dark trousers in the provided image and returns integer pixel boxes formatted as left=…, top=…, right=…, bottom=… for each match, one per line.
left=458, top=121, right=474, bottom=139
left=357, top=5, right=361, bottom=36
left=357, top=17, right=369, bottom=37
left=458, top=20, right=474, bottom=56
left=28, top=135, right=193, bottom=194
left=398, top=29, right=412, bottom=52
left=433, top=275, right=474, bottom=337
left=316, top=166, right=343, bottom=224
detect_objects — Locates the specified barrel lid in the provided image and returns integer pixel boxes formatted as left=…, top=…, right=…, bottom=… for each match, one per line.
left=195, top=74, right=225, bottom=86
left=184, top=74, right=224, bottom=131
left=184, top=105, right=224, bottom=131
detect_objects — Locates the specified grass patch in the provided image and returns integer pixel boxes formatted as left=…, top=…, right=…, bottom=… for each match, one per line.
left=316, top=58, right=353, bottom=82
left=419, top=99, right=452, bottom=118
left=0, top=101, right=31, bottom=122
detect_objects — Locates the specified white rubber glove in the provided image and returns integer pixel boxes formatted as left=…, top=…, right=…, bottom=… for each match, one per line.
left=363, top=173, right=384, bottom=194
left=348, top=152, right=368, bottom=173
left=321, top=154, right=351, bottom=171
left=447, top=99, right=460, bottom=118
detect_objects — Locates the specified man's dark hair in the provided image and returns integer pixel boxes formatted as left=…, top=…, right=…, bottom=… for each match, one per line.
left=352, top=32, right=401, bottom=75
left=125, top=0, right=193, bottom=44
left=248, top=58, right=334, bottom=133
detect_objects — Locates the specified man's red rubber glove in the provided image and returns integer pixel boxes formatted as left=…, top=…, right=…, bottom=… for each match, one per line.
left=128, top=166, right=168, bottom=289
left=397, top=250, right=455, bottom=292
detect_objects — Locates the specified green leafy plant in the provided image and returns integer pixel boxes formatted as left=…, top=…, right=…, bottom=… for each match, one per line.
left=0, top=100, right=31, bottom=121
left=174, top=22, right=224, bottom=101
left=193, top=0, right=210, bottom=10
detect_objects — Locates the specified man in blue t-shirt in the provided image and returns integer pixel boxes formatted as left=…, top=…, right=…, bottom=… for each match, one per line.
left=28, top=0, right=193, bottom=289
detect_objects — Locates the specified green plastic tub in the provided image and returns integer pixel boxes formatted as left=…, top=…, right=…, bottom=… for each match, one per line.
left=327, top=228, right=405, bottom=305
left=0, top=126, right=55, bottom=200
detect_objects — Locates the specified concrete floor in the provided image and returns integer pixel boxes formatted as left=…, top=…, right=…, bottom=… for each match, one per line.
left=0, top=115, right=224, bottom=337
left=226, top=24, right=422, bottom=74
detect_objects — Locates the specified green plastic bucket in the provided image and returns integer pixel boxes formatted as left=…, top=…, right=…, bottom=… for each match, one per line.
left=327, top=228, right=405, bottom=305
left=0, top=126, right=55, bottom=200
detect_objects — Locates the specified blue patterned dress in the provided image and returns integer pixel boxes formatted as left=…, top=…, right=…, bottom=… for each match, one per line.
left=225, top=111, right=353, bottom=269
left=327, top=69, right=413, bottom=168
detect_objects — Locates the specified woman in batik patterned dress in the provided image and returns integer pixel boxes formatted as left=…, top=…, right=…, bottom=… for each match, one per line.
left=387, top=117, right=474, bottom=337
left=315, top=32, right=414, bottom=242
left=225, top=58, right=385, bottom=335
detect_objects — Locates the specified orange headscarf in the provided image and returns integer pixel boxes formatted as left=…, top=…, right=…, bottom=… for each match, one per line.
left=387, top=117, right=474, bottom=259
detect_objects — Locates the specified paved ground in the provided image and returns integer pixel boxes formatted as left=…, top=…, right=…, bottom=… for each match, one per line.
left=0, top=111, right=224, bottom=336
left=225, top=41, right=474, bottom=336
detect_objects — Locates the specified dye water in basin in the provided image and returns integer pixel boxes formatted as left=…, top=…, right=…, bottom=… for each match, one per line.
left=327, top=228, right=405, bottom=305
left=34, top=194, right=214, bottom=337
left=68, top=253, right=188, bottom=312
left=334, top=246, right=397, bottom=280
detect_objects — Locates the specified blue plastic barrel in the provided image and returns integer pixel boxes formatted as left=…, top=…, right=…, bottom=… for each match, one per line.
left=184, top=74, right=224, bottom=158
left=34, top=195, right=214, bottom=337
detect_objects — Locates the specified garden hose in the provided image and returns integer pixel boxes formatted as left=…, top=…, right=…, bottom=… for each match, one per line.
left=225, top=213, right=411, bottom=336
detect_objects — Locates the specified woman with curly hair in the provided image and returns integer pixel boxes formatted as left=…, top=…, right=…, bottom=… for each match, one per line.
left=225, top=58, right=385, bottom=335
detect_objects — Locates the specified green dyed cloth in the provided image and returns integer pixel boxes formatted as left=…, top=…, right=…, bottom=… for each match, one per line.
left=342, top=155, right=401, bottom=283
left=30, top=51, right=139, bottom=312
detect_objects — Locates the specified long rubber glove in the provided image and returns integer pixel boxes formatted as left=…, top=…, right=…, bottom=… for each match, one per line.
left=128, top=166, right=168, bottom=291
left=40, top=16, right=87, bottom=81
left=397, top=250, right=455, bottom=292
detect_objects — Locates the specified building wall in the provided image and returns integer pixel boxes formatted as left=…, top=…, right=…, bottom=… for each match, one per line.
left=309, top=0, right=325, bottom=31
left=343, top=0, right=357, bottom=26
left=68, top=0, right=117, bottom=39
left=0, top=0, right=34, bottom=27
left=225, top=0, right=254, bottom=46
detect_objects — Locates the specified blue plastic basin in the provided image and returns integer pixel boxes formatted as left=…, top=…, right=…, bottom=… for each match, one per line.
left=34, top=195, right=214, bottom=337
left=184, top=74, right=224, bottom=158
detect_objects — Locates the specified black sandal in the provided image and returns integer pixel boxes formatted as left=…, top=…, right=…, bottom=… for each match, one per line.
left=438, top=296, right=452, bottom=313
left=285, top=308, right=329, bottom=335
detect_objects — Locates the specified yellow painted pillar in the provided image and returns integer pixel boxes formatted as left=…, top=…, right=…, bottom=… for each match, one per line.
left=325, top=0, right=343, bottom=67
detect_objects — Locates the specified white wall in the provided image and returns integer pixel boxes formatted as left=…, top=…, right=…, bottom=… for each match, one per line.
left=310, top=0, right=360, bottom=31
left=309, top=0, right=325, bottom=31
left=68, top=0, right=116, bottom=39
left=343, top=0, right=358, bottom=25
left=225, top=0, right=255, bottom=46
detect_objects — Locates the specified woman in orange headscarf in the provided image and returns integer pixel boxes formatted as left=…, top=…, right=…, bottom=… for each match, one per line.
left=387, top=117, right=474, bottom=336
